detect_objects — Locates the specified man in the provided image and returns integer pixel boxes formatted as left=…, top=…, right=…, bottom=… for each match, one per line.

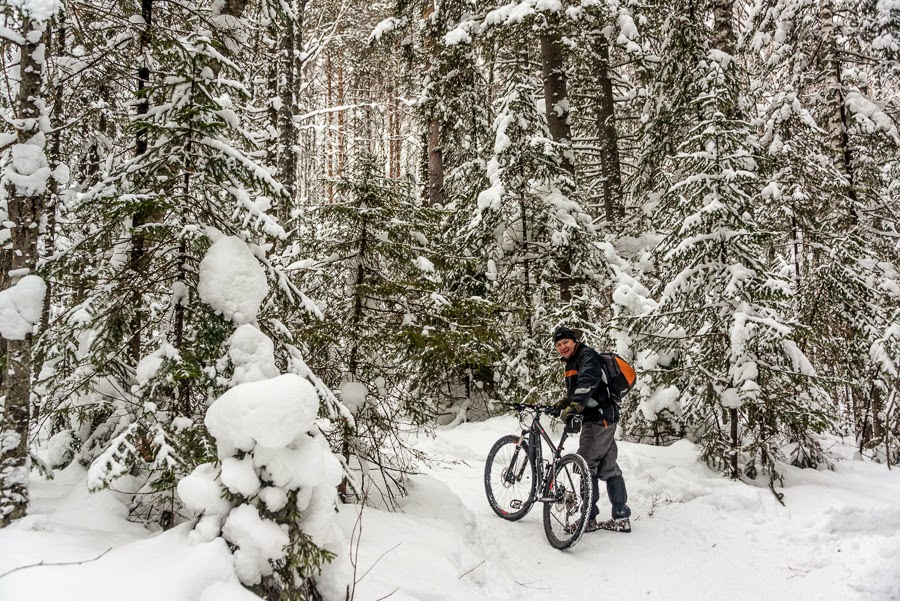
left=552, top=326, right=631, bottom=533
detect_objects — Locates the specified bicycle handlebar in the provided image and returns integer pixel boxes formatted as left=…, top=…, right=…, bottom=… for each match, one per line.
left=501, top=401, right=558, bottom=415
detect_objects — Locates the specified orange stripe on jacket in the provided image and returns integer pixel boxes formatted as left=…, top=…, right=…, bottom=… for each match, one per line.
left=564, top=369, right=578, bottom=378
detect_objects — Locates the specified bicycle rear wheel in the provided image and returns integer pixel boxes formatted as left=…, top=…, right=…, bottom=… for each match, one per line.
left=484, top=434, right=536, bottom=521
left=542, top=453, right=592, bottom=550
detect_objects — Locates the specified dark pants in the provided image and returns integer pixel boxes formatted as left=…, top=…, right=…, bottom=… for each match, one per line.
left=577, top=421, right=630, bottom=520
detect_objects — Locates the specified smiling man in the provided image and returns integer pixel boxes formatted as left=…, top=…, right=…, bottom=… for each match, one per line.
left=552, top=326, right=632, bottom=533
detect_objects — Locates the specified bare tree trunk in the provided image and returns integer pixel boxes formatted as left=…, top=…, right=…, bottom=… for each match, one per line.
left=422, top=0, right=445, bottom=207
left=337, top=57, right=346, bottom=177
left=326, top=53, right=335, bottom=201
left=276, top=11, right=301, bottom=212
left=0, top=15, right=50, bottom=527
left=539, top=18, right=575, bottom=303
left=819, top=0, right=857, bottom=209
left=389, top=93, right=401, bottom=179
left=128, top=0, right=154, bottom=365
left=592, top=34, right=623, bottom=221
left=539, top=22, right=575, bottom=178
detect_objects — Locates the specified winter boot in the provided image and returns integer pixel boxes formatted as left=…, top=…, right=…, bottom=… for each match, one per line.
left=589, top=475, right=600, bottom=521
left=595, top=516, right=632, bottom=533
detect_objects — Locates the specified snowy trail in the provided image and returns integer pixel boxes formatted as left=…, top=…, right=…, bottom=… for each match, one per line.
left=415, top=416, right=900, bottom=601
left=1, top=417, right=898, bottom=601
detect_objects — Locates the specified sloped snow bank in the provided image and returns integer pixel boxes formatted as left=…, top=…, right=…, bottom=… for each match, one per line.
left=0, top=465, right=256, bottom=601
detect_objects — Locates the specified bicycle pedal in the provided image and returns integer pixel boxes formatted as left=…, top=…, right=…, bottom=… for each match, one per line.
left=510, top=500, right=523, bottom=509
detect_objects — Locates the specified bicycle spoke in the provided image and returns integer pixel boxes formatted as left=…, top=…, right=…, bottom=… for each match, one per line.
left=484, top=435, right=536, bottom=521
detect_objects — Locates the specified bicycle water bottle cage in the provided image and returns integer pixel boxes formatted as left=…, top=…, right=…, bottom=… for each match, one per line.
left=565, top=414, right=582, bottom=433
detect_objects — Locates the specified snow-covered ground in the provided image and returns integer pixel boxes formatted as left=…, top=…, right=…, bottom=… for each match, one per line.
left=2, top=415, right=899, bottom=601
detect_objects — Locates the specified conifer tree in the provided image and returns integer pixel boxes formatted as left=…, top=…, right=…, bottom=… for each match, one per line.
left=626, top=0, right=832, bottom=480
left=294, top=156, right=444, bottom=504
left=469, top=48, right=604, bottom=403
left=749, top=0, right=900, bottom=461
left=36, top=7, right=343, bottom=523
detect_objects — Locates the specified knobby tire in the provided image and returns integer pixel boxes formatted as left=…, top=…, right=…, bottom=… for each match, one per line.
left=542, top=453, right=592, bottom=550
left=484, top=434, right=536, bottom=521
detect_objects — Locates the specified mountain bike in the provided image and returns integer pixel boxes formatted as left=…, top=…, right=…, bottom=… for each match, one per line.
left=483, top=402, right=593, bottom=550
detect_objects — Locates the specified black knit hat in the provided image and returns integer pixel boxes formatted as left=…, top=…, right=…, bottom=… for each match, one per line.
left=552, top=326, right=580, bottom=344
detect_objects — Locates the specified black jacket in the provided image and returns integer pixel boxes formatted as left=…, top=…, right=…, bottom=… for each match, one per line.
left=562, top=343, right=617, bottom=423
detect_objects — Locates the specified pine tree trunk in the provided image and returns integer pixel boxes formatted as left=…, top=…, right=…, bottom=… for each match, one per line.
left=326, top=54, right=335, bottom=200
left=277, top=12, right=301, bottom=211
left=337, top=58, right=346, bottom=177
left=0, top=16, right=49, bottom=528
left=819, top=0, right=857, bottom=208
left=592, top=34, right=623, bottom=221
left=713, top=0, right=743, bottom=480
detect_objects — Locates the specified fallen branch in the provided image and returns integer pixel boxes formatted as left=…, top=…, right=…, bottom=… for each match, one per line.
left=458, top=560, right=484, bottom=580
left=0, top=547, right=112, bottom=580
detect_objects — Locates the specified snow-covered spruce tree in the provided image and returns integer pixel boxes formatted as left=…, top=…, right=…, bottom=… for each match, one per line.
left=608, top=4, right=713, bottom=445
left=293, top=156, right=445, bottom=506
left=177, top=362, right=346, bottom=601
left=0, top=0, right=60, bottom=526
left=381, top=0, right=503, bottom=424
left=36, top=17, right=342, bottom=523
left=628, top=2, right=832, bottom=481
left=748, top=0, right=900, bottom=462
left=566, top=0, right=645, bottom=224
left=467, top=40, right=606, bottom=405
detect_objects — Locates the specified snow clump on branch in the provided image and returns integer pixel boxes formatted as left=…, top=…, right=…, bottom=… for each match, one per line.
left=177, top=335, right=348, bottom=598
left=198, top=235, right=268, bottom=325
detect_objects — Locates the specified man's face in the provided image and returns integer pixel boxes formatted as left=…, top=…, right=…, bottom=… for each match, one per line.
left=555, top=338, right=576, bottom=359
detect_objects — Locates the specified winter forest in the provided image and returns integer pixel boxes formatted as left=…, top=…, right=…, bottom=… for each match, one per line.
left=1, top=0, right=899, bottom=598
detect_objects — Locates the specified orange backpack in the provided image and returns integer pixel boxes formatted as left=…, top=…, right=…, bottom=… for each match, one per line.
left=599, top=353, right=637, bottom=401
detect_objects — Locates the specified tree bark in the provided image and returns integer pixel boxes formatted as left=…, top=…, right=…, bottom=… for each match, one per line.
left=128, top=0, right=154, bottom=365
left=539, top=23, right=575, bottom=178
left=539, top=18, right=575, bottom=303
left=276, top=9, right=302, bottom=213
left=1, top=16, right=50, bottom=527
left=592, top=34, right=624, bottom=221
left=818, top=0, right=858, bottom=210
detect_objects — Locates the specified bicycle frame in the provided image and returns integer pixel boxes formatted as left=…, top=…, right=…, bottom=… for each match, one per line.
left=518, top=410, right=573, bottom=507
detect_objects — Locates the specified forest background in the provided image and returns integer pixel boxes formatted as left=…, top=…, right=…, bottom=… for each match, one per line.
left=1, top=0, right=898, bottom=599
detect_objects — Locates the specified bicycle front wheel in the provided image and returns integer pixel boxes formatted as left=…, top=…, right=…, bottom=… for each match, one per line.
left=484, top=434, right=536, bottom=521
left=542, top=453, right=593, bottom=550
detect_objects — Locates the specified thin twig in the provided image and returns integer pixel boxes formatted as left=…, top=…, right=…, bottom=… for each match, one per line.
left=0, top=548, right=112, bottom=580
left=355, top=543, right=401, bottom=585
left=458, top=560, right=484, bottom=580
left=372, top=587, right=399, bottom=601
